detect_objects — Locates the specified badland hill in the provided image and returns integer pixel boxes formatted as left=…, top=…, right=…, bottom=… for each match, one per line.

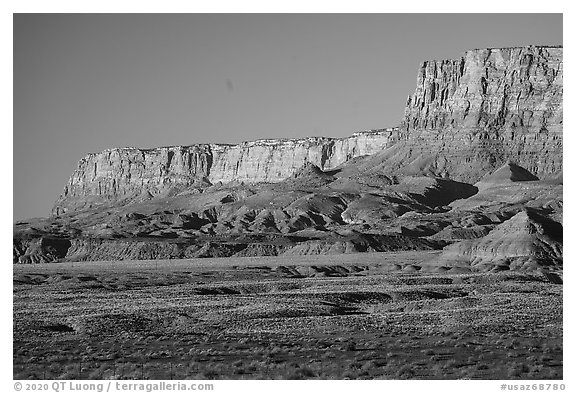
left=14, top=46, right=563, bottom=273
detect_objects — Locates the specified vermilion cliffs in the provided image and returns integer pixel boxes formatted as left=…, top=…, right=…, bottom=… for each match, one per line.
left=51, top=129, right=396, bottom=215
left=13, top=44, right=564, bottom=381
left=14, top=46, right=563, bottom=273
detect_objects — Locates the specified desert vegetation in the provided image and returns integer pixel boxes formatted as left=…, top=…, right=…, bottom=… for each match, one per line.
left=13, top=253, right=562, bottom=380
left=13, top=45, right=563, bottom=381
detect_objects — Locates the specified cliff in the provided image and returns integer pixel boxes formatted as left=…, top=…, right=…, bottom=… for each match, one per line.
left=52, top=46, right=562, bottom=217
left=356, top=46, right=562, bottom=183
left=52, top=129, right=396, bottom=215
left=16, top=45, right=562, bottom=269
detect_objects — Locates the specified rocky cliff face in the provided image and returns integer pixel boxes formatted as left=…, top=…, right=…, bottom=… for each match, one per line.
left=34, top=45, right=562, bottom=270
left=53, top=46, right=563, bottom=216
left=53, top=129, right=396, bottom=215
left=357, top=46, right=562, bottom=183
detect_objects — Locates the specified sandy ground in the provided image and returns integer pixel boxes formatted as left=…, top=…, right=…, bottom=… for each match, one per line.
left=13, top=251, right=562, bottom=380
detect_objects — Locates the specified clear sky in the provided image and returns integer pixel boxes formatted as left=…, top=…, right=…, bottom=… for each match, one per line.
left=13, top=13, right=562, bottom=220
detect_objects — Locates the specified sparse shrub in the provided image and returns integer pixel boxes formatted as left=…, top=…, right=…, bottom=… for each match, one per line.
left=199, top=369, right=220, bottom=379
left=285, top=364, right=316, bottom=379
left=269, top=345, right=283, bottom=354
left=345, top=341, right=356, bottom=351
left=477, top=353, right=488, bottom=361
left=396, top=364, right=415, bottom=379
left=507, top=363, right=529, bottom=378
left=542, top=345, right=554, bottom=354
left=347, top=361, right=362, bottom=371
left=527, top=365, right=543, bottom=379
left=298, top=366, right=317, bottom=378
left=506, top=339, right=521, bottom=350
left=13, top=249, right=564, bottom=381
left=360, top=359, right=383, bottom=373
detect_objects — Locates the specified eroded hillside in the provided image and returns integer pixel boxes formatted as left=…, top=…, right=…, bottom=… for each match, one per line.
left=14, top=46, right=563, bottom=272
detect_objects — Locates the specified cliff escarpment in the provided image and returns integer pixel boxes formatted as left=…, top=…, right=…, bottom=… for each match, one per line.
left=52, top=130, right=395, bottom=215
left=356, top=46, right=562, bottom=183
left=53, top=46, right=562, bottom=216
left=15, top=45, right=562, bottom=271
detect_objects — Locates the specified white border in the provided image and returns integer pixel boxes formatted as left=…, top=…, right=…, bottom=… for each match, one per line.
left=4, top=3, right=571, bottom=392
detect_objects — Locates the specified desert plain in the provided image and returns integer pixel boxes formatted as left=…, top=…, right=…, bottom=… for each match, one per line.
left=14, top=252, right=562, bottom=380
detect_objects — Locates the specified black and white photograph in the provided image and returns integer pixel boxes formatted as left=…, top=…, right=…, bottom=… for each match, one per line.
left=10, top=10, right=565, bottom=386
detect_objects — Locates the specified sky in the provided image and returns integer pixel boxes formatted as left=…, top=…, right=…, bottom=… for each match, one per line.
left=13, top=13, right=562, bottom=220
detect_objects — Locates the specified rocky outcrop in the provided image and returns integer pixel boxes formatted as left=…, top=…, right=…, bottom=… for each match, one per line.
left=13, top=233, right=445, bottom=263
left=210, top=131, right=396, bottom=183
left=355, top=46, right=562, bottom=183
left=13, top=237, right=72, bottom=264
left=438, top=209, right=562, bottom=272
left=474, top=161, right=539, bottom=190
left=17, top=45, right=562, bottom=270
left=52, top=129, right=396, bottom=215
left=53, top=46, right=562, bottom=216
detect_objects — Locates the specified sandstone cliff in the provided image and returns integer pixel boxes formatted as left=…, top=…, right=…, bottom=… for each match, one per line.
left=52, top=129, right=396, bottom=215
left=53, top=46, right=563, bottom=215
left=17, top=45, right=562, bottom=270
left=355, top=46, right=562, bottom=183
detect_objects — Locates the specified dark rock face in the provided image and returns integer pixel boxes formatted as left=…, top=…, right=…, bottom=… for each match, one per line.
left=15, top=46, right=563, bottom=271
left=14, top=237, right=71, bottom=264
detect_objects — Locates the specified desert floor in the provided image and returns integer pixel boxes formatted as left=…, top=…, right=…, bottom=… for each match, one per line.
left=13, top=251, right=562, bottom=380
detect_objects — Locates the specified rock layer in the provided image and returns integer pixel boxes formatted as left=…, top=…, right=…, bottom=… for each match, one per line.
left=53, top=130, right=396, bottom=215
left=355, top=46, right=562, bottom=183
left=53, top=46, right=562, bottom=215
left=438, top=209, right=562, bottom=272
left=16, top=45, right=562, bottom=270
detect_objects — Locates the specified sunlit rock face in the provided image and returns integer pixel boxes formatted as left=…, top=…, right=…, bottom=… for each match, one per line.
left=387, top=46, right=562, bottom=182
left=52, top=46, right=563, bottom=216
left=52, top=130, right=395, bottom=215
